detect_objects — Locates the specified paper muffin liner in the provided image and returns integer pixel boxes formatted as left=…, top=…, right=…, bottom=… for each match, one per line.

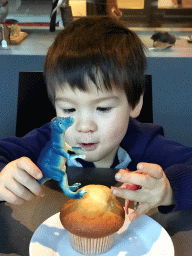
left=69, top=232, right=115, bottom=255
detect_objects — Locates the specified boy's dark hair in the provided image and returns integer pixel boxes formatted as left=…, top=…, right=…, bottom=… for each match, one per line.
left=44, top=16, right=147, bottom=109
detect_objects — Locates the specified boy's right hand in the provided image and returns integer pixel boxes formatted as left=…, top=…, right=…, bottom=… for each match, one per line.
left=0, top=157, right=45, bottom=205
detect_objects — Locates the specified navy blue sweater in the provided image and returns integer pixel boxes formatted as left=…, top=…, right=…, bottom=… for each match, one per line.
left=0, top=118, right=192, bottom=214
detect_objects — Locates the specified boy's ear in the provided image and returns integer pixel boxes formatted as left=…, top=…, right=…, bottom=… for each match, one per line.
left=130, top=94, right=144, bottom=118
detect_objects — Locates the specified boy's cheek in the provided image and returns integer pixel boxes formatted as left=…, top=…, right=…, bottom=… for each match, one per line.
left=64, top=129, right=76, bottom=144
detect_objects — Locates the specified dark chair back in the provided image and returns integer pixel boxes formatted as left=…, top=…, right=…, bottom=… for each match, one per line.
left=16, top=72, right=152, bottom=137
left=137, top=74, right=153, bottom=123
left=16, top=72, right=56, bottom=137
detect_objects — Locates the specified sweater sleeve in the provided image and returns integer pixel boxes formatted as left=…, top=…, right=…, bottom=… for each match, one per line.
left=0, top=122, right=51, bottom=172
left=143, top=133, right=192, bottom=214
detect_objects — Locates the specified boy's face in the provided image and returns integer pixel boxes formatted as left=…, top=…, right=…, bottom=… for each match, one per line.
left=55, top=77, right=142, bottom=168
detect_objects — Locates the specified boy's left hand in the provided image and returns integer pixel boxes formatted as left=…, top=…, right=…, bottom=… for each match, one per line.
left=111, top=163, right=175, bottom=221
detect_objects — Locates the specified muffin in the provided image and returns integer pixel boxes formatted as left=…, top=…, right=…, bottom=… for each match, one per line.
left=60, top=184, right=125, bottom=255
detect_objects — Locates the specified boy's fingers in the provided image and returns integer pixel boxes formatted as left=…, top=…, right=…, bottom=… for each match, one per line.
left=16, top=157, right=43, bottom=179
left=129, top=202, right=150, bottom=221
left=6, top=178, right=35, bottom=201
left=111, top=187, right=142, bottom=202
left=137, top=162, right=163, bottom=179
left=13, top=169, right=44, bottom=197
left=119, top=183, right=127, bottom=189
left=0, top=187, right=24, bottom=205
left=115, top=169, right=154, bottom=189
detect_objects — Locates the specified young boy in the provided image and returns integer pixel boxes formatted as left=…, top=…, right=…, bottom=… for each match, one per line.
left=0, top=16, right=192, bottom=222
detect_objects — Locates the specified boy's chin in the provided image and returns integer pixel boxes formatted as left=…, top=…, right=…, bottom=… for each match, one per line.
left=84, top=155, right=112, bottom=168
left=83, top=154, right=102, bottom=163
left=83, top=155, right=98, bottom=163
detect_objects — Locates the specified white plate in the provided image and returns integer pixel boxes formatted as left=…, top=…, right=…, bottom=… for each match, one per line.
left=29, top=209, right=174, bottom=256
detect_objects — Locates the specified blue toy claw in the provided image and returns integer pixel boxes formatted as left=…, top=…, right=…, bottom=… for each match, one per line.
left=71, top=146, right=85, bottom=151
left=59, top=175, right=87, bottom=199
left=62, top=187, right=87, bottom=199
left=69, top=154, right=86, bottom=160
left=38, top=176, right=50, bottom=184
left=68, top=183, right=81, bottom=191
left=76, top=188, right=87, bottom=198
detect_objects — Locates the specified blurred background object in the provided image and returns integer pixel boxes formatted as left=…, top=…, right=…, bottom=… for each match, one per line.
left=50, top=0, right=73, bottom=31
left=151, top=31, right=176, bottom=48
left=87, top=0, right=122, bottom=19
left=0, top=0, right=8, bottom=23
left=0, top=1, right=10, bottom=47
left=2, top=0, right=192, bottom=28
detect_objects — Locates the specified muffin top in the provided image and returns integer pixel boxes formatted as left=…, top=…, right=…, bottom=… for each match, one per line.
left=60, top=184, right=125, bottom=238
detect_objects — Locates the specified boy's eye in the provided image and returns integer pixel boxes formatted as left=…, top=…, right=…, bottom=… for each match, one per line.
left=97, top=107, right=112, bottom=112
left=63, top=108, right=76, bottom=114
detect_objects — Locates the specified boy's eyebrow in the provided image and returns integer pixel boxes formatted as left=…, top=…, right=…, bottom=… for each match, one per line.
left=55, top=96, right=120, bottom=103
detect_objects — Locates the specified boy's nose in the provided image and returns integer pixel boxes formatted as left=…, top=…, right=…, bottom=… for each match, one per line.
left=76, top=116, right=97, bottom=133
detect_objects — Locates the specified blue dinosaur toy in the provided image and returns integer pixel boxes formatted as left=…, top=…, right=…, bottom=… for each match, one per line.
left=37, top=117, right=87, bottom=199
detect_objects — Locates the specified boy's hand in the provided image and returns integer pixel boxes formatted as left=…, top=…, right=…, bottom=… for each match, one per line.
left=111, top=163, right=175, bottom=221
left=0, top=157, right=45, bottom=205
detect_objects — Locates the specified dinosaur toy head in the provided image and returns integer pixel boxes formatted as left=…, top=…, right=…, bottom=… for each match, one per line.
left=51, top=117, right=74, bottom=133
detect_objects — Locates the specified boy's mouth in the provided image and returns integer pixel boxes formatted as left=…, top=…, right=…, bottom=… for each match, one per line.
left=79, top=143, right=98, bottom=151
